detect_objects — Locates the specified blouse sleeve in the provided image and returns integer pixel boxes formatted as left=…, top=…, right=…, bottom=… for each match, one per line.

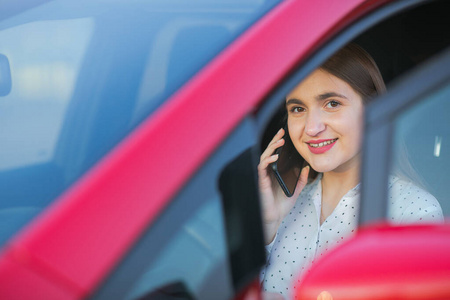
left=264, top=232, right=278, bottom=261
left=259, top=232, right=278, bottom=283
left=388, top=177, right=444, bottom=224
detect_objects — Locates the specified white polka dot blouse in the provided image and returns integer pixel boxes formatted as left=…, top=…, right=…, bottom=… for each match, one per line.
left=260, top=174, right=443, bottom=299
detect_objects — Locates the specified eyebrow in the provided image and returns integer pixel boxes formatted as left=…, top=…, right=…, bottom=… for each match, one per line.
left=286, top=92, right=348, bottom=105
left=285, top=98, right=304, bottom=106
left=315, top=92, right=348, bottom=101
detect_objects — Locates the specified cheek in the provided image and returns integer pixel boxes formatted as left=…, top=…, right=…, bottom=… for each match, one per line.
left=287, top=117, right=305, bottom=138
left=287, top=118, right=309, bottom=155
left=341, top=110, right=364, bottom=147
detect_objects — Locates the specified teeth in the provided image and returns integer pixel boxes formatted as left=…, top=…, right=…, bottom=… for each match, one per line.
left=309, top=139, right=337, bottom=148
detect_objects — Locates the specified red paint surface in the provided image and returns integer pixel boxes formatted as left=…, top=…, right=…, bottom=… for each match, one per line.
left=233, top=279, right=262, bottom=300
left=0, top=248, right=78, bottom=300
left=294, top=224, right=450, bottom=300
left=0, top=0, right=390, bottom=298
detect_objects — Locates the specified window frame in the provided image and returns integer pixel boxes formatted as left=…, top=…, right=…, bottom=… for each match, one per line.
left=360, top=47, right=450, bottom=224
left=90, top=117, right=264, bottom=300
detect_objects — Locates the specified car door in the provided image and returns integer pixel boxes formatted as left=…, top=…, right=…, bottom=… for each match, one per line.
left=1, top=0, right=374, bottom=299
left=0, top=0, right=283, bottom=299
left=4, top=0, right=448, bottom=299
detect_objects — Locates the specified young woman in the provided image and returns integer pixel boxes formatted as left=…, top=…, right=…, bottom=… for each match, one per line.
left=258, top=44, right=443, bottom=299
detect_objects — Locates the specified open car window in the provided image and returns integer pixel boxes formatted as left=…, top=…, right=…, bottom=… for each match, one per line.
left=360, top=47, right=450, bottom=225
left=388, top=72, right=449, bottom=222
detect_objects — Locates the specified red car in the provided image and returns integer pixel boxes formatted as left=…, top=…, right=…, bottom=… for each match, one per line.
left=0, top=0, right=449, bottom=299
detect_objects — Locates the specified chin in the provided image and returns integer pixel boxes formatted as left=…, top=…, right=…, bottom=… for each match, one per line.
left=308, top=161, right=338, bottom=174
left=311, top=166, right=334, bottom=174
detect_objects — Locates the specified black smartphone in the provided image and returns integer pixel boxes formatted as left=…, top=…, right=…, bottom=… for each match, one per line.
left=270, top=130, right=305, bottom=197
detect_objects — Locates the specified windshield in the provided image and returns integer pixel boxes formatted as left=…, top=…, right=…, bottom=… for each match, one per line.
left=0, top=0, right=281, bottom=246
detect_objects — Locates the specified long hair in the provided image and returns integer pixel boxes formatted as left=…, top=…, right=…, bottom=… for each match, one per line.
left=320, top=44, right=426, bottom=188
left=284, top=43, right=386, bottom=180
left=320, top=43, right=386, bottom=102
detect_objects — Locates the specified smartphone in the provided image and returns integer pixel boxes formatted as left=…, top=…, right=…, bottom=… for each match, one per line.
left=270, top=130, right=305, bottom=197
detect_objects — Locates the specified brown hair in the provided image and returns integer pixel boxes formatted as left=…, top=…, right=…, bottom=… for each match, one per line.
left=282, top=43, right=386, bottom=181
left=320, top=43, right=386, bottom=103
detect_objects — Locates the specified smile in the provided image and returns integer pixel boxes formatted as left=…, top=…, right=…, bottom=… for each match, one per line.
left=307, top=138, right=338, bottom=148
left=306, top=138, right=338, bottom=154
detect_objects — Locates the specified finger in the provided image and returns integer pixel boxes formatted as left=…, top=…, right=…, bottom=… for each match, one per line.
left=260, top=138, right=284, bottom=162
left=267, top=128, right=285, bottom=147
left=263, top=128, right=285, bottom=157
left=258, top=155, right=279, bottom=190
left=317, top=291, right=333, bottom=300
left=258, top=154, right=279, bottom=184
left=292, top=165, right=310, bottom=198
left=260, top=128, right=285, bottom=162
left=258, top=154, right=279, bottom=176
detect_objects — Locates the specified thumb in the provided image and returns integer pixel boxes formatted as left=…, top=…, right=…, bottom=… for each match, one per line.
left=317, top=291, right=333, bottom=300
left=292, top=165, right=310, bottom=198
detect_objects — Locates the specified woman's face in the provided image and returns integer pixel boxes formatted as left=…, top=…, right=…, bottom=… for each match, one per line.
left=286, top=69, right=364, bottom=174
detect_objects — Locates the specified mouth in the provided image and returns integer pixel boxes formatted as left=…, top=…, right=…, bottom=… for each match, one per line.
left=306, top=138, right=338, bottom=148
left=306, top=138, right=338, bottom=154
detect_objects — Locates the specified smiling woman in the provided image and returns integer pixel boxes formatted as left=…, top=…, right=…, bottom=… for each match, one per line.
left=257, top=43, right=443, bottom=299
left=286, top=68, right=365, bottom=174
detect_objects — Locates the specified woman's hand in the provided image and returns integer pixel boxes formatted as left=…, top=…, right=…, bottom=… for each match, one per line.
left=258, top=128, right=310, bottom=245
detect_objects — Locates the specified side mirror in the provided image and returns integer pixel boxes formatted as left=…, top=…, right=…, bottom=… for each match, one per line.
left=294, top=224, right=450, bottom=300
left=0, top=54, right=12, bottom=96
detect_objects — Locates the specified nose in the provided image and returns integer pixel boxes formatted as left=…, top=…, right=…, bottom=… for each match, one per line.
left=304, top=110, right=326, bottom=136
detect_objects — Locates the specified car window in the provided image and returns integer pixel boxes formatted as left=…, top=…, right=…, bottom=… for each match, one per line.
left=0, top=0, right=281, bottom=246
left=388, top=80, right=450, bottom=222
left=0, top=18, right=93, bottom=171
left=91, top=118, right=265, bottom=300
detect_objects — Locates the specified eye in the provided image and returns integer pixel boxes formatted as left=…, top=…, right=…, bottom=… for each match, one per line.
left=290, top=106, right=305, bottom=113
left=326, top=100, right=341, bottom=108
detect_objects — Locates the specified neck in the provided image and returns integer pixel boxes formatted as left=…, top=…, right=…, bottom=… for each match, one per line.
left=322, top=167, right=359, bottom=196
left=320, top=159, right=360, bottom=224
left=322, top=152, right=361, bottom=197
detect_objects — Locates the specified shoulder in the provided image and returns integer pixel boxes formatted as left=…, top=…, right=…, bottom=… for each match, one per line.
left=388, top=176, right=444, bottom=224
left=388, top=176, right=435, bottom=202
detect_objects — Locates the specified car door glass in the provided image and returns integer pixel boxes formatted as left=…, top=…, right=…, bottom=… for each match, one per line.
left=388, top=81, right=449, bottom=223
left=0, top=18, right=93, bottom=171
left=0, top=0, right=281, bottom=247
left=0, top=17, right=94, bottom=245
left=123, top=198, right=226, bottom=300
